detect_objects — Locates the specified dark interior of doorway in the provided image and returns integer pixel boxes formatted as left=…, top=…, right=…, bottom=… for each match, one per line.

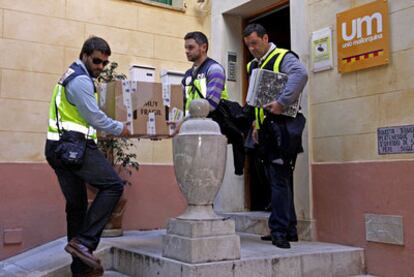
left=246, top=5, right=291, bottom=211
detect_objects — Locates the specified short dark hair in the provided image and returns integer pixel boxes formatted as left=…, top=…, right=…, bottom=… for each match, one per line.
left=79, top=36, right=111, bottom=59
left=184, top=31, right=209, bottom=51
left=243, top=23, right=267, bottom=38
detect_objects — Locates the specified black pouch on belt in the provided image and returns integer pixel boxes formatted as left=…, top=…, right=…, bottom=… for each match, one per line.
left=55, top=130, right=87, bottom=167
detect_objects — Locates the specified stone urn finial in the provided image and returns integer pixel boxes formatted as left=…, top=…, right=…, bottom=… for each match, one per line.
left=188, top=98, right=210, bottom=118
left=173, top=99, right=227, bottom=220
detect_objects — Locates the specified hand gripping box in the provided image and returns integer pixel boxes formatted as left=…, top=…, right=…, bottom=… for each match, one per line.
left=98, top=80, right=184, bottom=138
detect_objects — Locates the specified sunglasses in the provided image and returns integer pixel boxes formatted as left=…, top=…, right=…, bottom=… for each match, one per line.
left=91, top=57, right=110, bottom=67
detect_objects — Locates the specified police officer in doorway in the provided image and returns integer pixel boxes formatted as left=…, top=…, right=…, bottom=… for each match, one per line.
left=243, top=23, right=308, bottom=249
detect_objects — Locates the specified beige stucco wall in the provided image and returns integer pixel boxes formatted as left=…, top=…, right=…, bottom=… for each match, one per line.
left=210, top=0, right=414, bottom=232
left=0, top=0, right=211, bottom=163
left=308, top=0, right=414, bottom=162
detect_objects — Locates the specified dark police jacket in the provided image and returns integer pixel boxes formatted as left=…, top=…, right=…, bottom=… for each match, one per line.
left=247, top=49, right=306, bottom=166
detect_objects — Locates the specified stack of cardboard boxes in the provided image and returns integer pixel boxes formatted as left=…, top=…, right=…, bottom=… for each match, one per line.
left=98, top=67, right=184, bottom=138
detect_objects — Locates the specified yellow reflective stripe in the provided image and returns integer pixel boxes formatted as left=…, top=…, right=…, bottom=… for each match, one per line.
left=56, top=85, right=62, bottom=107
left=249, top=48, right=289, bottom=73
left=221, top=84, right=229, bottom=100
left=260, top=51, right=279, bottom=70
left=199, top=78, right=207, bottom=98
left=255, top=108, right=265, bottom=129
left=273, top=49, right=289, bottom=72
left=247, top=62, right=251, bottom=75
left=54, top=85, right=63, bottom=127
left=88, top=126, right=96, bottom=137
left=185, top=73, right=227, bottom=111
left=61, top=122, right=89, bottom=134
left=185, top=86, right=191, bottom=98
left=47, top=131, right=95, bottom=141
left=260, top=109, right=264, bottom=125
left=49, top=119, right=58, bottom=129
left=47, top=132, right=60, bottom=141
left=49, top=117, right=96, bottom=139
left=49, top=119, right=91, bottom=135
left=185, top=86, right=196, bottom=112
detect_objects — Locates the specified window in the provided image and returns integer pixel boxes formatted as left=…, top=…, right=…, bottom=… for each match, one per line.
left=151, top=0, right=172, bottom=5
left=132, top=0, right=184, bottom=11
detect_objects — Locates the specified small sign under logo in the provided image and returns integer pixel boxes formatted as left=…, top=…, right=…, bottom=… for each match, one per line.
left=311, top=27, right=333, bottom=72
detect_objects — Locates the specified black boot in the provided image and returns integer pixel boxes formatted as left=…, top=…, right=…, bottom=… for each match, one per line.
left=272, top=235, right=290, bottom=249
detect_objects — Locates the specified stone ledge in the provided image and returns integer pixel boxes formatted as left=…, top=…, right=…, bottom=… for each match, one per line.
left=221, top=212, right=315, bottom=241
left=167, top=218, right=236, bottom=238
left=162, top=233, right=241, bottom=263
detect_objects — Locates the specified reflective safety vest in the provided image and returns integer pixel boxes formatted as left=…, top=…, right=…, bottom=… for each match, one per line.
left=182, top=58, right=229, bottom=112
left=246, top=48, right=293, bottom=129
left=47, top=62, right=97, bottom=141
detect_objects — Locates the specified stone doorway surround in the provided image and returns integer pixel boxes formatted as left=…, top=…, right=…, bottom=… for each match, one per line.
left=211, top=0, right=314, bottom=239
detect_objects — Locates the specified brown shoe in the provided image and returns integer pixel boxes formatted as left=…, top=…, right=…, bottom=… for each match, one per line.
left=65, top=239, right=102, bottom=270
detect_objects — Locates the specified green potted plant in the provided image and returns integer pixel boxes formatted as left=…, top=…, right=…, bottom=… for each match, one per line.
left=94, top=62, right=139, bottom=237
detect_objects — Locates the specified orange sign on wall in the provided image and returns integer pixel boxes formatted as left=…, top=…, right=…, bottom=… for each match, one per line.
left=337, top=0, right=389, bottom=73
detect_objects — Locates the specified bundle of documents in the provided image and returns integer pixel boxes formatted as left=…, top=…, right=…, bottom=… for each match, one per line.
left=246, top=68, right=301, bottom=117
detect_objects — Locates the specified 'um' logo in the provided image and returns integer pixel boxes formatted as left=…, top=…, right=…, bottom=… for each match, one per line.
left=342, top=12, right=383, bottom=41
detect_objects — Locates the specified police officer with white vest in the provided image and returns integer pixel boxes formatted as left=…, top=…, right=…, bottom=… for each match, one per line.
left=243, top=24, right=308, bottom=249
left=45, top=36, right=129, bottom=276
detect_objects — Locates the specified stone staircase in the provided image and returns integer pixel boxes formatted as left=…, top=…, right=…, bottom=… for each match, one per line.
left=0, top=229, right=367, bottom=277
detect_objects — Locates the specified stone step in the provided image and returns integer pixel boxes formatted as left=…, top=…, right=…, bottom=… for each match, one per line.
left=111, top=232, right=365, bottom=277
left=104, top=271, right=131, bottom=277
left=220, top=211, right=270, bottom=236
left=1, top=230, right=365, bottom=277
left=220, top=211, right=313, bottom=241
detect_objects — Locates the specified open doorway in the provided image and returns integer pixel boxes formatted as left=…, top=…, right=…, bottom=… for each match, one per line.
left=244, top=4, right=291, bottom=211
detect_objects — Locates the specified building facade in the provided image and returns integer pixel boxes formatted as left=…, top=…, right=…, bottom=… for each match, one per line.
left=208, top=1, right=413, bottom=276
left=1, top=0, right=414, bottom=276
left=0, top=0, right=209, bottom=261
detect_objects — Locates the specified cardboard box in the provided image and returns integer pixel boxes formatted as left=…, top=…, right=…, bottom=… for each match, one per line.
left=129, top=65, right=156, bottom=82
left=99, top=80, right=184, bottom=138
left=160, top=69, right=184, bottom=85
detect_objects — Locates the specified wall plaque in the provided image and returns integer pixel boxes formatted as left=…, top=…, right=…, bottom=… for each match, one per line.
left=377, top=125, right=414, bottom=154
left=311, top=27, right=333, bottom=72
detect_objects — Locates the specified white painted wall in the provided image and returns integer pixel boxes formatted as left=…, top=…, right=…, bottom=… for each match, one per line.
left=211, top=1, right=246, bottom=212
left=289, top=0, right=312, bottom=223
